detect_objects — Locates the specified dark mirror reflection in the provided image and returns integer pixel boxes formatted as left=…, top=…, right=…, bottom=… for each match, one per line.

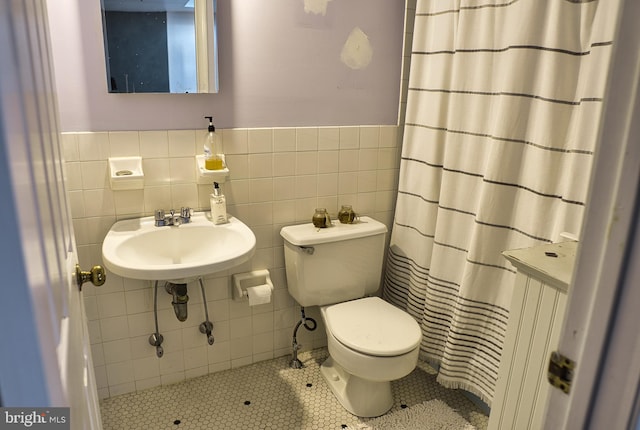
left=101, top=0, right=218, bottom=94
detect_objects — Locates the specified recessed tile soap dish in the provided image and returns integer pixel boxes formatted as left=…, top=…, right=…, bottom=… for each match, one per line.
left=196, top=154, right=229, bottom=184
left=109, top=156, right=144, bottom=190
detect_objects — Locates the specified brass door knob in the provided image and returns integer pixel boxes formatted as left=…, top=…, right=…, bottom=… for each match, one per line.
left=75, top=264, right=106, bottom=290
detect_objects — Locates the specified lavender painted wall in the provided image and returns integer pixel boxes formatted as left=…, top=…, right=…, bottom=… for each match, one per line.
left=48, top=0, right=404, bottom=132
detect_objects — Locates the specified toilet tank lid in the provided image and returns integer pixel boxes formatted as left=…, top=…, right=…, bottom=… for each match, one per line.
left=280, top=216, right=387, bottom=246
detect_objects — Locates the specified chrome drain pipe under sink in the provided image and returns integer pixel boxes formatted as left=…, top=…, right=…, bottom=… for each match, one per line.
left=149, top=278, right=215, bottom=358
left=167, top=282, right=189, bottom=321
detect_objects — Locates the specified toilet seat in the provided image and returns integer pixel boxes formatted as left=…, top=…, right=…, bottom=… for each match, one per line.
left=323, top=297, right=422, bottom=357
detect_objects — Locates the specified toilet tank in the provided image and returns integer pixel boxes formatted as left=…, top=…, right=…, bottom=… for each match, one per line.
left=280, top=216, right=388, bottom=307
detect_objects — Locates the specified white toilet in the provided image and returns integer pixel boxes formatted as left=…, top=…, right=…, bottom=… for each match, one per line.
left=280, top=216, right=422, bottom=417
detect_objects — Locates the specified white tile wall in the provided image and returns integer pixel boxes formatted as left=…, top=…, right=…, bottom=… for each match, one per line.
left=66, top=125, right=401, bottom=399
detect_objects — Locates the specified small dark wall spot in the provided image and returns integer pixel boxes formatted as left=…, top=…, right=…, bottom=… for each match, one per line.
left=244, top=400, right=251, bottom=405
left=173, top=419, right=181, bottom=425
left=306, top=383, right=313, bottom=387
left=401, top=404, right=408, bottom=409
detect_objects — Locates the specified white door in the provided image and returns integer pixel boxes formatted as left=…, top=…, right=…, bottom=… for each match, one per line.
left=0, top=1, right=102, bottom=429
left=543, top=0, right=640, bottom=427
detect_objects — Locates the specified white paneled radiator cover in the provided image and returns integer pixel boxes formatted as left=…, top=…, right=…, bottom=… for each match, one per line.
left=488, top=241, right=577, bottom=430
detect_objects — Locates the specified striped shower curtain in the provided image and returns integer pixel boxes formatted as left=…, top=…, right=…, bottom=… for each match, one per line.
left=383, top=0, right=618, bottom=404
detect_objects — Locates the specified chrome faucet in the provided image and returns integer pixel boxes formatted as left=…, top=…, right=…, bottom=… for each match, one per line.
left=154, top=207, right=192, bottom=227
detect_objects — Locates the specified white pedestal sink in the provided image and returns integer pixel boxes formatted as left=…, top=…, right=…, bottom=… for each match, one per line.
left=101, top=212, right=256, bottom=282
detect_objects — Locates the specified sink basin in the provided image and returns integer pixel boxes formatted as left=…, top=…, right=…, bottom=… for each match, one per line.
left=102, top=212, right=256, bottom=282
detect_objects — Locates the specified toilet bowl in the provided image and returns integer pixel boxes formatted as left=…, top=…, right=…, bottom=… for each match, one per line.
left=319, top=297, right=421, bottom=417
left=280, top=217, right=422, bottom=417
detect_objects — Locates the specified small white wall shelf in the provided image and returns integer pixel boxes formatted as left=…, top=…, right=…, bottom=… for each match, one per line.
left=195, top=154, right=229, bottom=184
left=108, top=156, right=144, bottom=190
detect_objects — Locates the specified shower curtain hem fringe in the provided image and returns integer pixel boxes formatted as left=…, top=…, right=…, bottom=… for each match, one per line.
left=418, top=355, right=494, bottom=407
left=435, top=376, right=493, bottom=408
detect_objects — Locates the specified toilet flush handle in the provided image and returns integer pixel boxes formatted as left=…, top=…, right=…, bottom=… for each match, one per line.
left=298, top=246, right=315, bottom=255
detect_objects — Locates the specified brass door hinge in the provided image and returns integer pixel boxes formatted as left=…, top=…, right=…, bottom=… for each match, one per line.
left=548, top=351, right=575, bottom=394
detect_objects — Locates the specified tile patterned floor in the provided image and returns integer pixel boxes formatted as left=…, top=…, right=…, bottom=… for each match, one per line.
left=100, top=348, right=488, bottom=430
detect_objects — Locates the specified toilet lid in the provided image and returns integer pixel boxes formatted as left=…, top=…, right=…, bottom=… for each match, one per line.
left=324, top=297, right=422, bottom=356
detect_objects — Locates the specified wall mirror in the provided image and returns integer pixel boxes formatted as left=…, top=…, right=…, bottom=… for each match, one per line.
left=100, top=0, right=219, bottom=93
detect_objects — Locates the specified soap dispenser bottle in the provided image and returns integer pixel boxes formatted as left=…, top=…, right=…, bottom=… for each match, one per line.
left=210, top=182, right=228, bottom=224
left=203, top=116, right=223, bottom=170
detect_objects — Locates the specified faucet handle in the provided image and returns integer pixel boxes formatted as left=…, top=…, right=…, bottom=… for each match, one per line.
left=180, top=207, right=192, bottom=218
left=154, top=209, right=167, bottom=227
